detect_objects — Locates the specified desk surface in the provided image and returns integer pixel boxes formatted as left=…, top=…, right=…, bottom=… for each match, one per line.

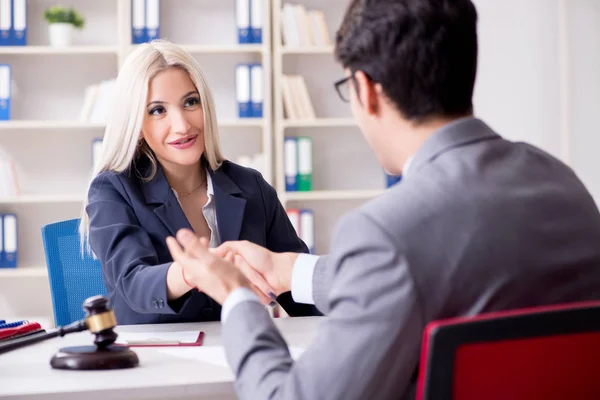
left=0, top=316, right=323, bottom=400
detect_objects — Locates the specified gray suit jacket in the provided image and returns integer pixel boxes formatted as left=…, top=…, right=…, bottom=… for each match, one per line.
left=223, top=117, right=600, bottom=399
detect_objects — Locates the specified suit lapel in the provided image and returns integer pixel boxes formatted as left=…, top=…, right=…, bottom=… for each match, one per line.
left=210, top=166, right=246, bottom=243
left=140, top=160, right=192, bottom=237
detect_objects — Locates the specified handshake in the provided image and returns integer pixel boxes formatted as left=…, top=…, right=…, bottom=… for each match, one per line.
left=166, top=228, right=300, bottom=305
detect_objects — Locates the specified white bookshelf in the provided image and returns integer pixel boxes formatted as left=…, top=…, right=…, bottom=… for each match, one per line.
left=272, top=0, right=387, bottom=257
left=281, top=45, right=333, bottom=54
left=178, top=44, right=266, bottom=54
left=281, top=118, right=356, bottom=128
left=0, top=267, right=48, bottom=278
left=284, top=190, right=384, bottom=201
left=0, top=45, right=120, bottom=55
left=0, top=0, right=273, bottom=323
left=0, top=194, right=84, bottom=204
left=0, top=121, right=106, bottom=130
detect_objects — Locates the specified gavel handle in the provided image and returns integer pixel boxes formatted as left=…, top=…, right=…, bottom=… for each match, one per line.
left=0, top=320, right=87, bottom=355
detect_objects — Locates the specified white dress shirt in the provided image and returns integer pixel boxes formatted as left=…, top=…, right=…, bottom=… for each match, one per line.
left=173, top=170, right=221, bottom=248
left=221, top=157, right=414, bottom=323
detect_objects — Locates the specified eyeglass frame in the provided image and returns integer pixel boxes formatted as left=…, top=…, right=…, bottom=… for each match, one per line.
left=333, top=70, right=375, bottom=103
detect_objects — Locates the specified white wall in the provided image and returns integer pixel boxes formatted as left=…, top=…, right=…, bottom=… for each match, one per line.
left=568, top=0, right=600, bottom=203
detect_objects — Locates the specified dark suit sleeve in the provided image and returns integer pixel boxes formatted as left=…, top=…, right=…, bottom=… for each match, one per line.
left=86, top=173, right=198, bottom=315
left=252, top=170, right=321, bottom=317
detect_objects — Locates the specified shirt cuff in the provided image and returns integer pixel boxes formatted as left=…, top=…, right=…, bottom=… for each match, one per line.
left=221, top=287, right=261, bottom=324
left=291, top=253, right=319, bottom=304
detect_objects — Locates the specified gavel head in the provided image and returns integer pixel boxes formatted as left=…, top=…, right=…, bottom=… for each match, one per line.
left=83, top=295, right=118, bottom=349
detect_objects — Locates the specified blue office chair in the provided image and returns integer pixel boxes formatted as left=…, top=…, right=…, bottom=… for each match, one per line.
left=41, top=218, right=107, bottom=327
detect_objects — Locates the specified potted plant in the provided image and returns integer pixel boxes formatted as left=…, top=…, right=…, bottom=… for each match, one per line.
left=43, top=5, right=85, bottom=47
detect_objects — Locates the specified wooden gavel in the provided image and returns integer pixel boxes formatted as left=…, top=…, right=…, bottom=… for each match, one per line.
left=0, top=295, right=139, bottom=370
left=0, top=295, right=117, bottom=354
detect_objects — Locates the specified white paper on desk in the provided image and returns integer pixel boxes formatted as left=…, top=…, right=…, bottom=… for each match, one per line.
left=116, top=330, right=201, bottom=344
left=158, top=346, right=306, bottom=369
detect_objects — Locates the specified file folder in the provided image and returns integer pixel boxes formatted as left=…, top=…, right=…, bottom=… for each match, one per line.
left=286, top=208, right=300, bottom=236
left=0, top=0, right=10, bottom=46
left=250, top=63, right=263, bottom=118
left=2, top=213, right=16, bottom=268
left=131, top=0, right=145, bottom=44
left=0, top=64, right=10, bottom=121
left=145, top=0, right=160, bottom=42
left=297, top=137, right=312, bottom=191
left=300, top=209, right=314, bottom=254
left=116, top=331, right=204, bottom=348
left=250, top=0, right=262, bottom=44
left=236, top=64, right=251, bottom=118
left=0, top=214, right=4, bottom=268
left=12, top=0, right=25, bottom=46
left=236, top=0, right=251, bottom=44
left=284, top=137, right=298, bottom=192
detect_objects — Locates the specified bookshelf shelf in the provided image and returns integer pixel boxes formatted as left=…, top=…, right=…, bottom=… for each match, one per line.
left=0, top=267, right=48, bottom=278
left=0, top=121, right=106, bottom=130
left=284, top=190, right=385, bottom=202
left=281, top=118, right=356, bottom=128
left=0, top=46, right=119, bottom=55
left=0, top=120, right=265, bottom=130
left=0, top=194, right=84, bottom=204
left=280, top=46, right=334, bottom=54
left=219, top=119, right=265, bottom=128
left=178, top=44, right=266, bottom=54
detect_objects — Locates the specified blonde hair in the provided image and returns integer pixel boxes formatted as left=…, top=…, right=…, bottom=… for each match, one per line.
left=79, top=39, right=225, bottom=250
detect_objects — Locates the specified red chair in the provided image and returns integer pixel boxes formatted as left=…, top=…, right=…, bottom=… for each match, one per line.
left=416, top=300, right=600, bottom=400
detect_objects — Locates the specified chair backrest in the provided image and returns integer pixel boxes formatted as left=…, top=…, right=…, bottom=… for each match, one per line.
left=416, top=301, right=600, bottom=400
left=41, top=218, right=107, bottom=327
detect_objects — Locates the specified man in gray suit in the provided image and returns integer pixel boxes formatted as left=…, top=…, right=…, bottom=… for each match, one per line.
left=166, top=0, right=600, bottom=398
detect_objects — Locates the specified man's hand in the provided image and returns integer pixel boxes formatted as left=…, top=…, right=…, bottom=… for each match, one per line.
left=214, top=240, right=299, bottom=297
left=166, top=229, right=271, bottom=305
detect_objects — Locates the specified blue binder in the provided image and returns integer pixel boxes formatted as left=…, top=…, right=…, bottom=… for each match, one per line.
left=0, top=64, right=10, bottom=121
left=236, top=0, right=251, bottom=44
left=250, top=63, right=263, bottom=118
left=12, top=0, right=26, bottom=46
left=131, top=0, right=146, bottom=44
left=145, top=0, right=159, bottom=42
left=249, top=0, right=262, bottom=44
left=2, top=213, right=17, bottom=268
left=0, top=0, right=11, bottom=46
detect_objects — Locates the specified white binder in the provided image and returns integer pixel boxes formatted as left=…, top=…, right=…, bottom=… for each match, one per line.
left=236, top=64, right=251, bottom=118
left=145, top=0, right=160, bottom=41
left=0, top=0, right=11, bottom=46
left=250, top=63, right=263, bottom=118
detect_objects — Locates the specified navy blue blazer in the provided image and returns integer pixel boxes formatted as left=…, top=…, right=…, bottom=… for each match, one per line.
left=86, top=156, right=318, bottom=325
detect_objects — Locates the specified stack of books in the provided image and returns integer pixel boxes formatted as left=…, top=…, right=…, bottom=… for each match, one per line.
left=78, top=79, right=117, bottom=124
left=280, top=3, right=330, bottom=47
left=281, top=75, right=315, bottom=120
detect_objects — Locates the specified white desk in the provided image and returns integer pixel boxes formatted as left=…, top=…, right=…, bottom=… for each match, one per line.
left=0, top=316, right=323, bottom=400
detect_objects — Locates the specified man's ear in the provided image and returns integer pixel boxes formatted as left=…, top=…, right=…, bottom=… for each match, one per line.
left=354, top=70, right=379, bottom=116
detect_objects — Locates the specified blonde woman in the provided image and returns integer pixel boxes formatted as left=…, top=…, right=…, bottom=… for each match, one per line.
left=79, top=40, right=317, bottom=325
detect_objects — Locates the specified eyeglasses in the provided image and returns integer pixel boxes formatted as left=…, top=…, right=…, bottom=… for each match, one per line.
left=334, top=75, right=353, bottom=103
